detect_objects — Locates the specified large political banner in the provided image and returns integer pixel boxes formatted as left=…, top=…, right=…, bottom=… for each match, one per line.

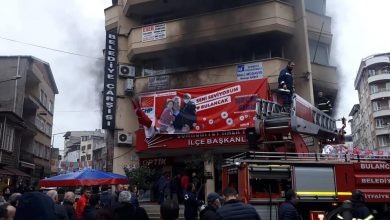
left=139, top=79, right=268, bottom=135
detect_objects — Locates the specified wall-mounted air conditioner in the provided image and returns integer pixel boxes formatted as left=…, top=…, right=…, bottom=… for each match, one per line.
left=117, top=132, right=132, bottom=146
left=118, top=64, right=135, bottom=78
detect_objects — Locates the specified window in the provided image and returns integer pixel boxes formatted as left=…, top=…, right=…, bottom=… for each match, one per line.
left=81, top=156, right=86, bottom=161
left=40, top=89, right=47, bottom=106
left=81, top=136, right=88, bottom=141
left=87, top=154, right=91, bottom=160
left=305, top=0, right=325, bottom=15
left=368, top=69, right=376, bottom=77
left=386, top=83, right=390, bottom=91
left=309, top=41, right=329, bottom=65
left=371, top=84, right=379, bottom=94
left=373, top=101, right=381, bottom=111
left=1, top=125, right=15, bottom=152
left=48, top=100, right=53, bottom=113
left=375, top=118, right=384, bottom=128
left=87, top=144, right=91, bottom=150
left=378, top=136, right=388, bottom=147
left=81, top=146, right=85, bottom=151
left=35, top=116, right=45, bottom=132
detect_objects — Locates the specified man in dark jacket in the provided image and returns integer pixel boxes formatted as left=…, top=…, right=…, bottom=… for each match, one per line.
left=278, top=189, right=300, bottom=220
left=351, top=190, right=373, bottom=219
left=113, top=191, right=149, bottom=220
left=184, top=183, right=202, bottom=220
left=317, top=91, right=333, bottom=115
left=82, top=194, right=100, bottom=220
left=216, top=187, right=261, bottom=220
left=14, top=192, right=57, bottom=220
left=161, top=198, right=180, bottom=220
left=181, top=93, right=197, bottom=132
left=200, top=192, right=222, bottom=220
left=63, top=191, right=77, bottom=220
left=278, top=61, right=295, bottom=109
left=47, top=190, right=69, bottom=220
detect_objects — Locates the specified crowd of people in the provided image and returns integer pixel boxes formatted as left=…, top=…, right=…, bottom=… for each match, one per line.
left=0, top=184, right=149, bottom=220
left=0, top=182, right=386, bottom=220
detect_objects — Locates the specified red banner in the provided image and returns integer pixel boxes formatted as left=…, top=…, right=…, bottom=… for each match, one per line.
left=139, top=79, right=268, bottom=136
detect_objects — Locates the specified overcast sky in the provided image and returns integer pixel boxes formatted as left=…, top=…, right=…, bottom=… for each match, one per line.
left=1, top=0, right=390, bottom=149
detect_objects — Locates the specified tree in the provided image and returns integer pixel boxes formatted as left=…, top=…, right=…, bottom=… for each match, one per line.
left=124, top=166, right=157, bottom=190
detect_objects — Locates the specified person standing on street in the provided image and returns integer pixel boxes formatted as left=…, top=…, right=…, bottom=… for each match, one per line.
left=184, top=183, right=202, bottom=220
left=63, top=192, right=77, bottom=220
left=278, top=61, right=295, bottom=110
left=278, top=189, right=300, bottom=220
left=216, top=187, right=261, bottom=220
left=200, top=192, right=223, bottom=220
left=351, top=190, right=373, bottom=220
left=82, top=194, right=100, bottom=220
left=113, top=191, right=149, bottom=220
left=76, top=188, right=91, bottom=220
left=47, top=190, right=69, bottom=220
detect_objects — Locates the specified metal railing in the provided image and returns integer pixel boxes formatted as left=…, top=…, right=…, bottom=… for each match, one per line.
left=225, top=151, right=390, bottom=165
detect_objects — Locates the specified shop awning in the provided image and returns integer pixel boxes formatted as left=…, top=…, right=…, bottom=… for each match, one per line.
left=3, top=167, right=30, bottom=177
left=0, top=168, right=14, bottom=176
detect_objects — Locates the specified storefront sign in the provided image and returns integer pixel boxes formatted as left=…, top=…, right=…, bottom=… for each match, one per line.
left=135, top=129, right=248, bottom=151
left=142, top=23, right=166, bottom=42
left=139, top=157, right=172, bottom=166
left=354, top=162, right=390, bottom=171
left=236, top=62, right=263, bottom=81
left=356, top=175, right=390, bottom=185
left=138, top=79, right=268, bottom=136
left=102, top=31, right=118, bottom=130
left=148, top=75, right=170, bottom=91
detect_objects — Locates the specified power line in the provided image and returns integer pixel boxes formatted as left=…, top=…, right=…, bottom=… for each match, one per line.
left=0, top=35, right=104, bottom=60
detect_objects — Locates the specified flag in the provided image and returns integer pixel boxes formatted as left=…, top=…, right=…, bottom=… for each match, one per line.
left=131, top=98, right=152, bottom=128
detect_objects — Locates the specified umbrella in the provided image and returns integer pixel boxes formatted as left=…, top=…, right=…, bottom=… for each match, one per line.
left=40, top=169, right=129, bottom=187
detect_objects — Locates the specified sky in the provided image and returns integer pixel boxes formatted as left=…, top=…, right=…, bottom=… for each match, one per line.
left=0, top=0, right=111, bottom=148
left=1, top=0, right=390, bottom=149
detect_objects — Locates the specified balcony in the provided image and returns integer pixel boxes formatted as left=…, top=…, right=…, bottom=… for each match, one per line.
left=370, top=88, right=390, bottom=100
left=128, top=1, right=295, bottom=60
left=365, top=56, right=390, bottom=67
left=306, top=11, right=332, bottom=44
left=375, top=128, right=390, bottom=136
left=134, top=58, right=288, bottom=93
left=104, top=5, right=121, bottom=31
left=368, top=72, right=390, bottom=84
left=373, top=106, right=390, bottom=118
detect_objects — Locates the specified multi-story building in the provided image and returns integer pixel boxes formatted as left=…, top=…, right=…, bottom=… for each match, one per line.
left=103, top=0, right=338, bottom=196
left=63, top=130, right=106, bottom=171
left=353, top=52, right=390, bottom=151
left=0, top=56, right=58, bottom=188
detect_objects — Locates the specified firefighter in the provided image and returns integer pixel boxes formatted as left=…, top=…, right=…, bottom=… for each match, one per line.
left=278, top=61, right=295, bottom=110
left=350, top=190, right=374, bottom=220
left=317, top=91, right=332, bottom=115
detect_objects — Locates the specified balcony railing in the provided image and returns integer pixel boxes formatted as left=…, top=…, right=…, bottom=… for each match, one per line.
left=368, top=70, right=390, bottom=77
left=371, top=88, right=390, bottom=94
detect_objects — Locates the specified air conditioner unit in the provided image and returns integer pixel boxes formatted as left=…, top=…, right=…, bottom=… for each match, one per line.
left=124, top=78, right=134, bottom=93
left=118, top=132, right=132, bottom=146
left=118, top=64, right=135, bottom=78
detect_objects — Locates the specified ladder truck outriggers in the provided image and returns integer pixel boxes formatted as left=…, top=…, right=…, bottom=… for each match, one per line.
left=222, top=94, right=390, bottom=220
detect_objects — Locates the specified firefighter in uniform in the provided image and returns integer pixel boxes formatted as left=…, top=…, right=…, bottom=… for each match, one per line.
left=317, top=91, right=332, bottom=115
left=278, top=61, right=295, bottom=110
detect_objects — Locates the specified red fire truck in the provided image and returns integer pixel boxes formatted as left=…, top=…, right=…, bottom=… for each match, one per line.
left=221, top=94, right=390, bottom=219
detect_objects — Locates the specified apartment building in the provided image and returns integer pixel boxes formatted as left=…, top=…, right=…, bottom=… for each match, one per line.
left=0, top=56, right=58, bottom=188
left=103, top=0, right=338, bottom=196
left=353, top=53, right=390, bottom=151
left=63, top=130, right=106, bottom=171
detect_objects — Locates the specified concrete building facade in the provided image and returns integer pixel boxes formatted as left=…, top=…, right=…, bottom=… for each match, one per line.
left=63, top=130, right=106, bottom=171
left=0, top=56, right=58, bottom=189
left=103, top=0, right=338, bottom=196
left=353, top=53, right=390, bottom=151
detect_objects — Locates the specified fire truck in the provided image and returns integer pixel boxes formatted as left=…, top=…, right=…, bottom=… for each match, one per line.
left=221, top=94, right=390, bottom=220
